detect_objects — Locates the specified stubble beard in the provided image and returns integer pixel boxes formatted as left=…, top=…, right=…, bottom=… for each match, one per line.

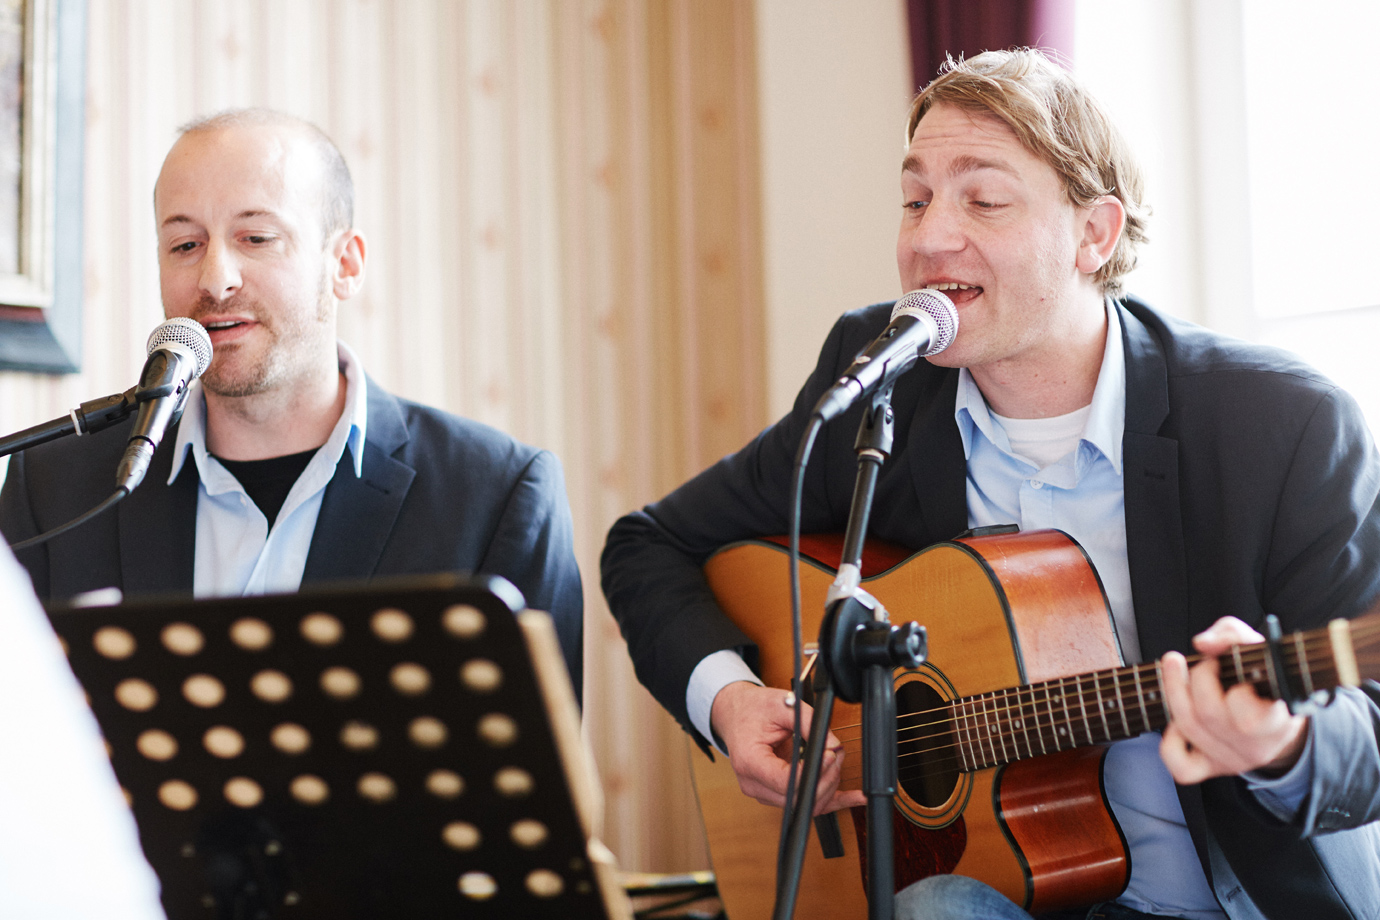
left=196, top=276, right=335, bottom=399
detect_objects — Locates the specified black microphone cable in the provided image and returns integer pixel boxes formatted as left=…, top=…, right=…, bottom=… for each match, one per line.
left=8, top=489, right=129, bottom=552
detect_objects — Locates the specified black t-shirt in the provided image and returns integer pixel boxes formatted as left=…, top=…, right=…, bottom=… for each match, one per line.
left=213, top=449, right=317, bottom=529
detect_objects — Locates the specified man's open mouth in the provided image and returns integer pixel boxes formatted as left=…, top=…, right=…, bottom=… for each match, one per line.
left=923, top=282, right=982, bottom=304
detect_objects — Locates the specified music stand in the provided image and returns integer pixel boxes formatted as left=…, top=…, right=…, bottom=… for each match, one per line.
left=47, top=573, right=631, bottom=920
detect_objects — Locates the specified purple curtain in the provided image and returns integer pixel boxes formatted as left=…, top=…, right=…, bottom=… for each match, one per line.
left=906, top=0, right=1075, bottom=91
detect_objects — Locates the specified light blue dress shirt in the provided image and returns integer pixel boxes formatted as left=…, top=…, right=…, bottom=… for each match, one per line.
left=166, top=341, right=368, bottom=598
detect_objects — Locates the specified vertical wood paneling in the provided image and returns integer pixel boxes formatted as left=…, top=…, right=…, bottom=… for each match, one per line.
left=511, top=0, right=563, bottom=452
left=466, top=0, right=510, bottom=433
left=331, top=0, right=387, bottom=371
left=436, top=0, right=470, bottom=423
left=0, top=0, right=768, bottom=877
left=552, top=0, right=767, bottom=874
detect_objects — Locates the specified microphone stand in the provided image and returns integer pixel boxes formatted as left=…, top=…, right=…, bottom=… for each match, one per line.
left=1, top=387, right=146, bottom=552
left=0, top=387, right=139, bottom=459
left=772, top=386, right=927, bottom=920
left=823, top=383, right=927, bottom=920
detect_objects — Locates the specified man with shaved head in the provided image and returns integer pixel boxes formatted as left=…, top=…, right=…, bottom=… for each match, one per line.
left=1, top=109, right=583, bottom=694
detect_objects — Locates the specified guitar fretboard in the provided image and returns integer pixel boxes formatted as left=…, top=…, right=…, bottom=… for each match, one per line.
left=941, top=620, right=1360, bottom=772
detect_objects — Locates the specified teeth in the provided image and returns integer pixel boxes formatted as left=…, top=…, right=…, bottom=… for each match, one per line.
left=924, top=283, right=977, bottom=292
left=205, top=321, right=240, bottom=329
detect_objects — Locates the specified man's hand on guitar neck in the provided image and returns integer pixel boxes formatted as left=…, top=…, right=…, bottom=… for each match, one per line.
left=1159, top=616, right=1311, bottom=784
left=710, top=681, right=868, bottom=815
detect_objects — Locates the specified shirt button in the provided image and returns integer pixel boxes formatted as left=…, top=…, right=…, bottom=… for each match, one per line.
left=1030, top=480, right=1043, bottom=490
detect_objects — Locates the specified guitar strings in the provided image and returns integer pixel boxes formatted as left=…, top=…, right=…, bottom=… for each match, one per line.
left=821, top=635, right=1348, bottom=771
left=867, top=623, right=1380, bottom=779
left=840, top=665, right=1308, bottom=781
left=833, top=714, right=1132, bottom=768
left=834, top=635, right=1380, bottom=788
left=833, top=659, right=1325, bottom=756
left=833, top=720, right=1123, bottom=774
left=825, top=633, right=1342, bottom=739
left=827, top=619, right=1380, bottom=787
left=831, top=673, right=1352, bottom=781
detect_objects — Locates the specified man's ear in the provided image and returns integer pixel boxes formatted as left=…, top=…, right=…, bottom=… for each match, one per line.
left=330, top=229, right=367, bottom=301
left=1076, top=196, right=1125, bottom=276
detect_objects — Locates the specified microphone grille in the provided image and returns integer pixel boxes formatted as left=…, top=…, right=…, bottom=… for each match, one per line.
left=147, top=317, right=214, bottom=378
left=893, top=289, right=958, bottom=356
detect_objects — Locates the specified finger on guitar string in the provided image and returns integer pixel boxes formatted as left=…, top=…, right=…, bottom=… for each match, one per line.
left=1159, top=622, right=1310, bottom=783
left=1159, top=719, right=1214, bottom=785
left=1158, top=650, right=1219, bottom=783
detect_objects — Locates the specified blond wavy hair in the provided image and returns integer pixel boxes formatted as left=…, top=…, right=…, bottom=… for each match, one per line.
left=907, top=49, right=1149, bottom=296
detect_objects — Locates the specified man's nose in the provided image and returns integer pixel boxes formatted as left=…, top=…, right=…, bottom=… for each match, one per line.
left=904, top=199, right=965, bottom=255
left=198, top=240, right=241, bottom=301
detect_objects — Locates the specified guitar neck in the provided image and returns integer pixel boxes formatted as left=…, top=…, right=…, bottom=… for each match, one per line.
left=948, top=616, right=1370, bottom=772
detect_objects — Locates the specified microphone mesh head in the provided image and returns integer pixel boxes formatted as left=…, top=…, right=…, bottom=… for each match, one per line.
left=893, top=289, right=959, bottom=356
left=147, top=317, right=214, bottom=377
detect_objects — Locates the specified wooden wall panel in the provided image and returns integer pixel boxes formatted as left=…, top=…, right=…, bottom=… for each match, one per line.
left=0, top=0, right=767, bottom=877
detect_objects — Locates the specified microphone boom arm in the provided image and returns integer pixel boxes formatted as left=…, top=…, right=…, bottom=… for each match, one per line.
left=0, top=387, right=141, bottom=460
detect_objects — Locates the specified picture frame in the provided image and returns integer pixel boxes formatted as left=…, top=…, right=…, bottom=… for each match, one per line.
left=0, top=0, right=85, bottom=374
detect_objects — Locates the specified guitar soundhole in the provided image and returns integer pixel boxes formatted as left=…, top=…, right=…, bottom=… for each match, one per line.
left=896, top=679, right=959, bottom=808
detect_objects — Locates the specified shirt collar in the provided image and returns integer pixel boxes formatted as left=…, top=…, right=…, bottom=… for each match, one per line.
left=168, top=340, right=369, bottom=485
left=1083, top=298, right=1126, bottom=473
left=953, top=297, right=1126, bottom=473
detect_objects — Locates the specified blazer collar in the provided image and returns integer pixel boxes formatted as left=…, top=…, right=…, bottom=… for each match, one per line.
left=300, top=379, right=416, bottom=584
left=905, top=367, right=968, bottom=545
left=1120, top=297, right=1171, bottom=436
left=359, top=374, right=410, bottom=459
left=116, top=377, right=418, bottom=593
left=118, top=422, right=198, bottom=597
left=1116, top=298, right=1191, bottom=661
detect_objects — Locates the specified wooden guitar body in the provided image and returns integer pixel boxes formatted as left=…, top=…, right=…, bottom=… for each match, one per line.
left=695, top=530, right=1131, bottom=918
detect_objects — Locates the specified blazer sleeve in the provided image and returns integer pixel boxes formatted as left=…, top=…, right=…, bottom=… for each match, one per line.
left=0, top=451, right=50, bottom=598
left=1261, top=385, right=1380, bottom=835
left=601, top=310, right=865, bottom=743
left=477, top=449, right=585, bottom=704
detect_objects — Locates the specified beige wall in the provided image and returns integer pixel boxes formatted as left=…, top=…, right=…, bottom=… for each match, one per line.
left=0, top=0, right=913, bottom=877
left=756, top=0, right=913, bottom=419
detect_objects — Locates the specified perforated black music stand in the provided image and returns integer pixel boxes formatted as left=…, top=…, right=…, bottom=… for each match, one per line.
left=47, top=574, right=630, bottom=920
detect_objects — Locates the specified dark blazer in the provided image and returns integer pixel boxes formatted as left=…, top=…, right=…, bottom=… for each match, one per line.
left=602, top=297, right=1380, bottom=918
left=1, top=375, right=584, bottom=697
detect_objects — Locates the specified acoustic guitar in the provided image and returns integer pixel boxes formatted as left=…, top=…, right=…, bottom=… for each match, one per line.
left=692, top=529, right=1377, bottom=919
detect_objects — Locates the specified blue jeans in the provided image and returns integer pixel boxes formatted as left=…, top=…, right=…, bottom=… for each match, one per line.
left=894, top=875, right=1184, bottom=920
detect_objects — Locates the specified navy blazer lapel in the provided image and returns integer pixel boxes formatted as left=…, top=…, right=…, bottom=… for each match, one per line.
left=1118, top=300, right=1191, bottom=662
left=301, top=377, right=416, bottom=584
left=118, top=433, right=198, bottom=596
left=905, top=368, right=968, bottom=545
left=1117, top=300, right=1214, bottom=882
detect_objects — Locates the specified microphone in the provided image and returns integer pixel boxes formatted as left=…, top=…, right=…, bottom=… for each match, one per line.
left=114, top=318, right=213, bottom=493
left=811, top=289, right=958, bottom=421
